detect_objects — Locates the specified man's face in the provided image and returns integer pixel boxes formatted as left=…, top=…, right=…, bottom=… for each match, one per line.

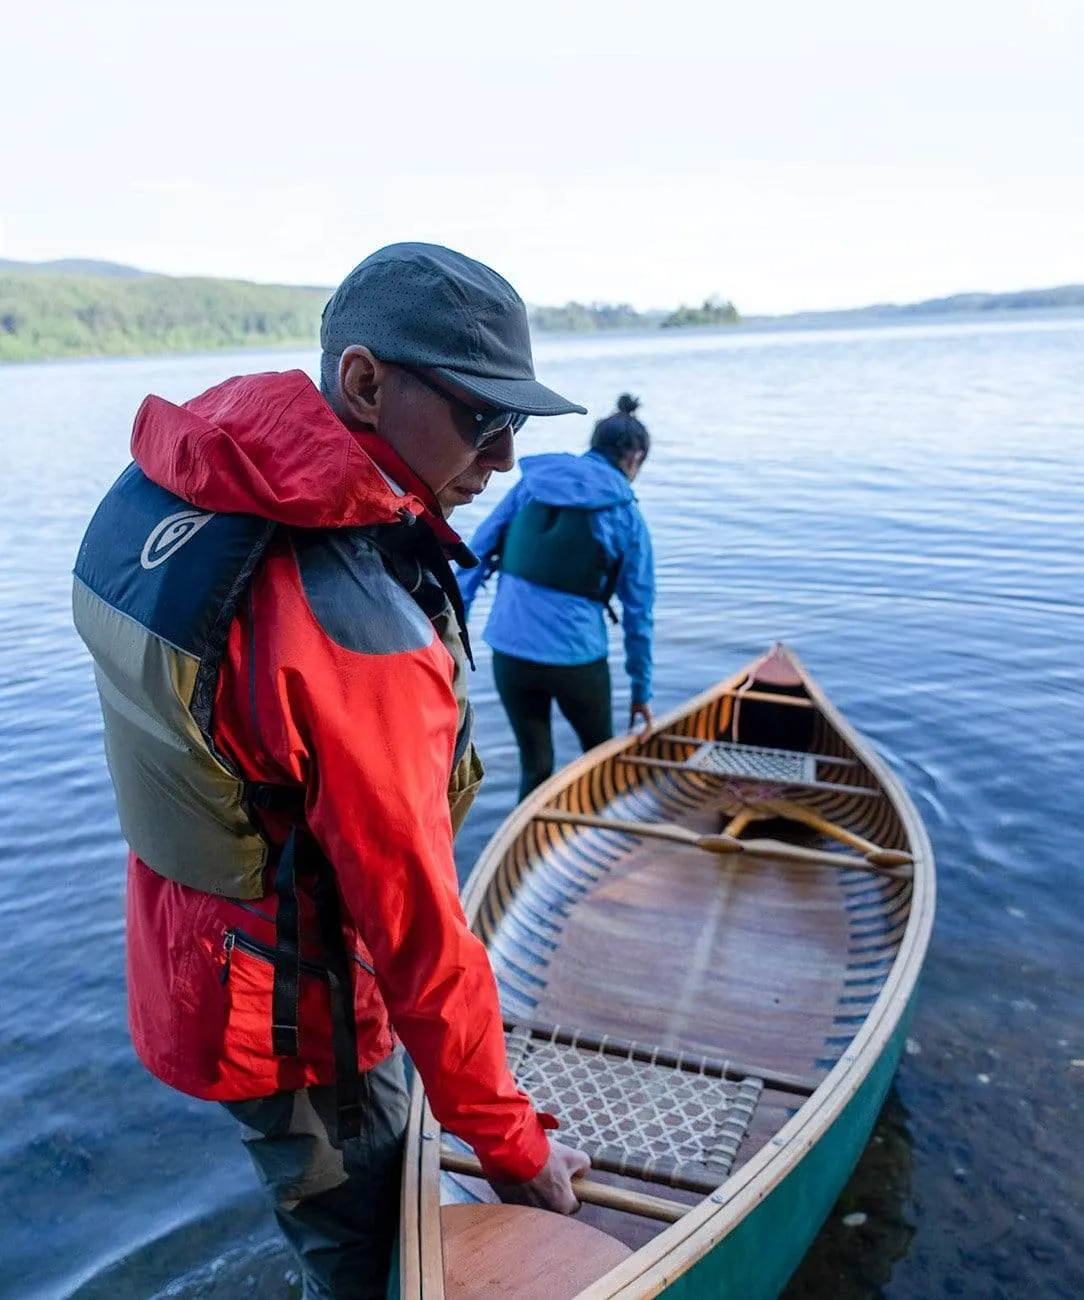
left=378, top=368, right=517, bottom=514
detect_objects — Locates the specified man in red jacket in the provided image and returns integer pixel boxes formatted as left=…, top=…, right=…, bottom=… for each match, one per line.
left=73, top=243, right=589, bottom=1298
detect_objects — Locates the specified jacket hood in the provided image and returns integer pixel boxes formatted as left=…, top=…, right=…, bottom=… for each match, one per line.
left=518, top=450, right=634, bottom=509
left=131, top=370, right=424, bottom=529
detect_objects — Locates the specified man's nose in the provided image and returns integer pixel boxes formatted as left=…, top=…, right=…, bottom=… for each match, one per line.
left=479, top=426, right=516, bottom=472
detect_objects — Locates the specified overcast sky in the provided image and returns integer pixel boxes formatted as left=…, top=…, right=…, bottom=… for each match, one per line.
left=1, top=0, right=1081, bottom=313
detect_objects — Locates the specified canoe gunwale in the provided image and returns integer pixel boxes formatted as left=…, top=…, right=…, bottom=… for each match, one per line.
left=400, top=644, right=936, bottom=1299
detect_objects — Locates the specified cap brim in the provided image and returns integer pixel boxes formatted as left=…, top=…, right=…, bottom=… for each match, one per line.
left=432, top=366, right=586, bottom=417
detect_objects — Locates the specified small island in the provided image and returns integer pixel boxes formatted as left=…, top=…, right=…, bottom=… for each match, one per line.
left=660, top=295, right=741, bottom=328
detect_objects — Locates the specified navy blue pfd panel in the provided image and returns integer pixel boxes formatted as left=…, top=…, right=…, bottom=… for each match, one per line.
left=74, top=463, right=273, bottom=655
left=73, top=463, right=276, bottom=728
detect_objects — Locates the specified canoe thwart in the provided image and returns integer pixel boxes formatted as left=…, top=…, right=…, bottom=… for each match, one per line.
left=439, top=1150, right=690, bottom=1224
left=716, top=687, right=816, bottom=708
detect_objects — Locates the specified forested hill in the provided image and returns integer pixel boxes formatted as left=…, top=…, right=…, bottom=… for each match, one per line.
left=0, top=269, right=328, bottom=361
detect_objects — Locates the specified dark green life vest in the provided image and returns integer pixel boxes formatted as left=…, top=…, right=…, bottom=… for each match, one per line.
left=497, top=499, right=621, bottom=615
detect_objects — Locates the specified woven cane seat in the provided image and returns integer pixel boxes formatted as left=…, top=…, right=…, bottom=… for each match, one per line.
left=506, top=1027, right=763, bottom=1195
left=687, top=740, right=816, bottom=783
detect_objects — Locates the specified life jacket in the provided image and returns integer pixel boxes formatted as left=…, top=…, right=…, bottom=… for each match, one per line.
left=496, top=498, right=622, bottom=621
left=73, top=463, right=277, bottom=894
left=73, top=462, right=480, bottom=1135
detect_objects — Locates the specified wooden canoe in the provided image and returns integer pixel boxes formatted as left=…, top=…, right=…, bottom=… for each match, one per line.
left=398, top=643, right=935, bottom=1299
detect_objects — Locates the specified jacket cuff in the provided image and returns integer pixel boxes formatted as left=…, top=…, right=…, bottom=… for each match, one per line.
left=475, top=1111, right=555, bottom=1184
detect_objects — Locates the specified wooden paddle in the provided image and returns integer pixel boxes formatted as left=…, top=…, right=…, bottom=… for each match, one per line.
left=743, top=796, right=914, bottom=867
left=535, top=809, right=912, bottom=877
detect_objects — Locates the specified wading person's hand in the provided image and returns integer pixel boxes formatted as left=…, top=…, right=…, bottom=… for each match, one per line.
left=629, top=700, right=654, bottom=734
left=490, top=1138, right=591, bottom=1214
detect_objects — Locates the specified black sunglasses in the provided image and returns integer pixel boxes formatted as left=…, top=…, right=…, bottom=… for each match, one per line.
left=403, top=367, right=528, bottom=450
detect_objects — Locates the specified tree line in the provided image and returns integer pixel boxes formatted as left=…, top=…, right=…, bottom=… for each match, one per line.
left=0, top=272, right=743, bottom=363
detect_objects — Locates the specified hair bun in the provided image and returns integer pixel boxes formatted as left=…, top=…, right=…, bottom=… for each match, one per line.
left=616, top=393, right=641, bottom=415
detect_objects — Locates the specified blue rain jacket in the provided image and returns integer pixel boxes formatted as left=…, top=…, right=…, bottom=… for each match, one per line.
left=458, top=451, right=655, bottom=702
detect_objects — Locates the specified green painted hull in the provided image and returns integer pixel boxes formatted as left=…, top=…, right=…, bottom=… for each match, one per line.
left=659, top=1003, right=912, bottom=1299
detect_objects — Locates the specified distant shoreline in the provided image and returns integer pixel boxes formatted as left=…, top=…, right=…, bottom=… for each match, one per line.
left=1, top=258, right=1082, bottom=363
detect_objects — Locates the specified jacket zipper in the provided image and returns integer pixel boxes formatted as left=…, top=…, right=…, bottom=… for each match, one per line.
left=220, top=929, right=376, bottom=984
left=221, top=929, right=331, bottom=985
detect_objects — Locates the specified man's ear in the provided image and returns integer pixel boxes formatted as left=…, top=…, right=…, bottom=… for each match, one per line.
left=337, top=346, right=388, bottom=431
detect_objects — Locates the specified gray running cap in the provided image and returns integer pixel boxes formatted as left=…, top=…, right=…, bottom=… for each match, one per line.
left=320, top=242, right=586, bottom=417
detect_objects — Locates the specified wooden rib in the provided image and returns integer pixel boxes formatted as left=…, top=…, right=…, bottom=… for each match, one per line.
left=439, top=1150, right=690, bottom=1225
left=651, top=735, right=857, bottom=767
left=535, top=809, right=911, bottom=878
left=747, top=797, right=914, bottom=865
left=616, top=754, right=881, bottom=798
left=502, top=1017, right=819, bottom=1096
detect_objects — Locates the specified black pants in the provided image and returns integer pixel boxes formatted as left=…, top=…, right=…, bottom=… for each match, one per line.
left=492, top=650, right=613, bottom=800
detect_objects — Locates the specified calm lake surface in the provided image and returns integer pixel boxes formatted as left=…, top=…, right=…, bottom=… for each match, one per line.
left=2, top=316, right=1082, bottom=1299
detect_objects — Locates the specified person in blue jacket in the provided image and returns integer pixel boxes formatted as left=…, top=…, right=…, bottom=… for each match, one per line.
left=459, top=394, right=655, bottom=800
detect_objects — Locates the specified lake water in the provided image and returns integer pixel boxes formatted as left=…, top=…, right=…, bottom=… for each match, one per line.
left=2, top=316, right=1082, bottom=1299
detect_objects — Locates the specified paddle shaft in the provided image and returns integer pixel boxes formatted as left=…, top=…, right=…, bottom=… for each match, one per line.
left=537, top=809, right=911, bottom=878
left=722, top=807, right=760, bottom=838
left=440, top=1150, right=689, bottom=1224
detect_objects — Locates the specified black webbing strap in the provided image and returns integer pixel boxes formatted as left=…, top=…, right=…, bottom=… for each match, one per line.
left=271, top=825, right=302, bottom=1057
left=267, top=820, right=363, bottom=1141
left=311, top=853, right=363, bottom=1141
left=249, top=782, right=306, bottom=1058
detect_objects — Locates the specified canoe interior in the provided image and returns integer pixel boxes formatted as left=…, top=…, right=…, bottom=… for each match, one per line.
left=408, top=646, right=928, bottom=1297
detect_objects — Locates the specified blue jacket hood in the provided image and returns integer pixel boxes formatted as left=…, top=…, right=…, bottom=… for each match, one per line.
left=518, top=451, right=633, bottom=509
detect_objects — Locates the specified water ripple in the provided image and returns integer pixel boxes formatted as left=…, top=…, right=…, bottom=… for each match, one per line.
left=3, top=317, right=1083, bottom=1298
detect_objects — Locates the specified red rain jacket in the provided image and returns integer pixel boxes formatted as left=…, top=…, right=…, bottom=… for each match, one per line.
left=124, top=370, right=550, bottom=1182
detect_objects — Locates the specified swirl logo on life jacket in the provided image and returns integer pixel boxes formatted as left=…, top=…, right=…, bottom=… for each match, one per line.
left=140, top=509, right=215, bottom=570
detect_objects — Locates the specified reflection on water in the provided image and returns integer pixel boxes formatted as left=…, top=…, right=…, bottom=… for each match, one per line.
left=784, top=1091, right=916, bottom=1300
left=2, top=315, right=1083, bottom=1298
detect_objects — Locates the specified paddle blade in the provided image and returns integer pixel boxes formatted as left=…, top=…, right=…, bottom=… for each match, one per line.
left=865, top=848, right=914, bottom=867
left=696, top=834, right=745, bottom=854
